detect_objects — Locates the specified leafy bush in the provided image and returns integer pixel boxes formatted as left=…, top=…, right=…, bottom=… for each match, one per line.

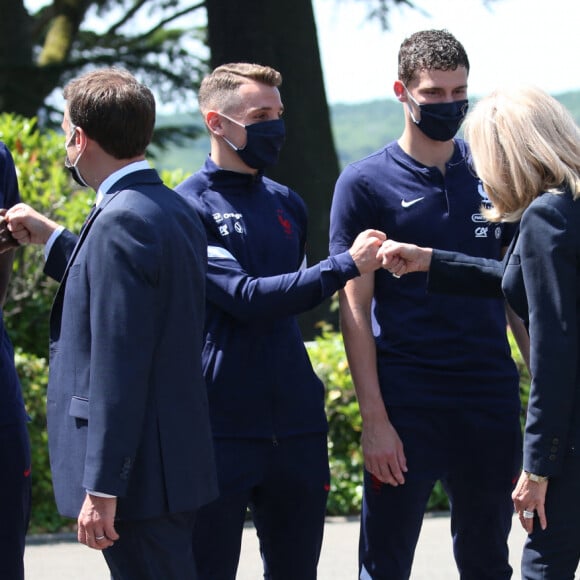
left=308, top=325, right=531, bottom=515
left=307, top=327, right=364, bottom=514
left=16, top=350, right=71, bottom=533
left=508, top=330, right=531, bottom=429
left=0, top=114, right=92, bottom=357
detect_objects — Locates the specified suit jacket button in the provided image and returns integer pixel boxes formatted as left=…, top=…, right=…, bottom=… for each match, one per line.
left=549, top=454, right=557, bottom=461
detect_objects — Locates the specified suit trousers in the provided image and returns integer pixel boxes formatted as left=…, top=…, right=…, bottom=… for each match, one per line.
left=103, top=511, right=197, bottom=580
left=0, top=420, right=31, bottom=580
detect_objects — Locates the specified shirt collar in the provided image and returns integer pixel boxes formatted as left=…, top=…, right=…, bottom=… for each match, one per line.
left=96, top=160, right=151, bottom=206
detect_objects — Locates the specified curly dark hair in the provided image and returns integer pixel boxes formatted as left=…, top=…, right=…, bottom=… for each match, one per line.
left=398, top=29, right=470, bottom=85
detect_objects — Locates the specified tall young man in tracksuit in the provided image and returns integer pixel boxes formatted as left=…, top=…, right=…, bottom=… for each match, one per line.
left=330, top=30, right=528, bottom=579
left=176, top=63, right=386, bottom=580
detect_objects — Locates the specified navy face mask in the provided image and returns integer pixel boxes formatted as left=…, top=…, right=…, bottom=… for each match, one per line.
left=220, top=114, right=286, bottom=170
left=406, top=89, right=469, bottom=142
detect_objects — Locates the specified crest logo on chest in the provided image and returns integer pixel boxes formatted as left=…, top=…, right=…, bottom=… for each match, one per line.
left=277, top=209, right=293, bottom=237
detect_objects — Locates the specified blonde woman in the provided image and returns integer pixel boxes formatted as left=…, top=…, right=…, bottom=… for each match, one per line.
left=379, top=86, right=580, bottom=579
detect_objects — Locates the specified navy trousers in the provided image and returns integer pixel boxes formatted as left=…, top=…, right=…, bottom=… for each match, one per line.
left=359, top=406, right=521, bottom=580
left=0, top=421, right=31, bottom=580
left=193, top=434, right=329, bottom=580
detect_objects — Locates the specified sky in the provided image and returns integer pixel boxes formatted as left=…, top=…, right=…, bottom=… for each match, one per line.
left=313, top=0, right=580, bottom=104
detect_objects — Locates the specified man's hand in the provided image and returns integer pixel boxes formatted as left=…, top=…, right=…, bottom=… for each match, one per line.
left=77, top=494, right=120, bottom=550
left=5, top=203, right=60, bottom=246
left=378, top=240, right=433, bottom=277
left=349, top=229, right=387, bottom=275
left=361, top=416, right=407, bottom=486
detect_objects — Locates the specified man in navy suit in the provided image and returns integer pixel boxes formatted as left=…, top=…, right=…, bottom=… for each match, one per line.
left=7, top=68, right=217, bottom=579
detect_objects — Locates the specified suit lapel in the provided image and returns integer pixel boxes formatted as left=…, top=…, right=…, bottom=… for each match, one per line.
left=58, top=191, right=120, bottom=286
left=502, top=223, right=520, bottom=273
left=50, top=169, right=162, bottom=333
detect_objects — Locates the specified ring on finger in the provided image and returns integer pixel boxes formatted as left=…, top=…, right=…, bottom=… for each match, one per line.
left=95, top=535, right=106, bottom=541
left=522, top=509, right=534, bottom=519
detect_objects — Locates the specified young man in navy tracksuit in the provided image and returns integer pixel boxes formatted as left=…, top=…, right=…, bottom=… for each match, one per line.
left=176, top=62, right=385, bottom=580
left=330, top=30, right=528, bottom=579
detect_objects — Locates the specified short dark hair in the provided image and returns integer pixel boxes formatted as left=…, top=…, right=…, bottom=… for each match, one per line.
left=398, top=29, right=470, bottom=86
left=63, top=68, right=155, bottom=159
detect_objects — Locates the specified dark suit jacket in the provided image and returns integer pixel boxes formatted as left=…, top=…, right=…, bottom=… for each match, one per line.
left=45, top=169, right=217, bottom=520
left=428, top=188, right=580, bottom=479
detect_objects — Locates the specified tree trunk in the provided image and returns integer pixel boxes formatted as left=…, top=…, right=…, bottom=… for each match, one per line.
left=0, top=0, right=37, bottom=115
left=206, top=0, right=340, bottom=337
left=0, top=0, right=90, bottom=118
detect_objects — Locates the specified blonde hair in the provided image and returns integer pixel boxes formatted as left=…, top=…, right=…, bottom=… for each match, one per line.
left=463, top=86, right=580, bottom=222
left=198, top=63, right=282, bottom=115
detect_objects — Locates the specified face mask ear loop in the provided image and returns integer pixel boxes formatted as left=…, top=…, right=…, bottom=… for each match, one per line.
left=402, top=84, right=421, bottom=125
left=407, top=104, right=420, bottom=125
left=66, top=126, right=87, bottom=167
left=219, top=112, right=245, bottom=128
left=218, top=113, right=247, bottom=152
left=224, top=136, right=248, bottom=152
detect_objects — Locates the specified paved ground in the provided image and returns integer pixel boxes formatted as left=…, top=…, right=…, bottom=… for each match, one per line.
left=24, top=512, right=530, bottom=579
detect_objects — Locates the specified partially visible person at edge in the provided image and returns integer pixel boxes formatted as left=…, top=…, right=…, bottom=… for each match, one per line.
left=329, top=29, right=529, bottom=580
left=380, top=86, right=580, bottom=580
left=6, top=67, right=217, bottom=580
left=0, top=143, right=31, bottom=580
left=174, top=62, right=386, bottom=580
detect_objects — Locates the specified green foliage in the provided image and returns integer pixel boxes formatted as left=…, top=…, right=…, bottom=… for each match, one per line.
left=307, top=327, right=364, bottom=514
left=308, top=325, right=533, bottom=515
left=157, top=167, right=192, bottom=189
left=0, top=113, right=92, bottom=356
left=5, top=0, right=207, bottom=124
left=508, top=327, right=531, bottom=429
left=16, top=350, right=71, bottom=533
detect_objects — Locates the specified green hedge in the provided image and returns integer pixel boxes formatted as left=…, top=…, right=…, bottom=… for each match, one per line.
left=20, top=324, right=530, bottom=531
left=1, top=113, right=532, bottom=531
left=16, top=351, right=71, bottom=533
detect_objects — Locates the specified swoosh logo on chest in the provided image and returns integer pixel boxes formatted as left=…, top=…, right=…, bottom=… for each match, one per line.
left=401, top=197, right=425, bottom=208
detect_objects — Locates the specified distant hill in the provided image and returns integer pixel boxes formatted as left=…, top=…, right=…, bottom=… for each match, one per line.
left=152, top=90, right=580, bottom=174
